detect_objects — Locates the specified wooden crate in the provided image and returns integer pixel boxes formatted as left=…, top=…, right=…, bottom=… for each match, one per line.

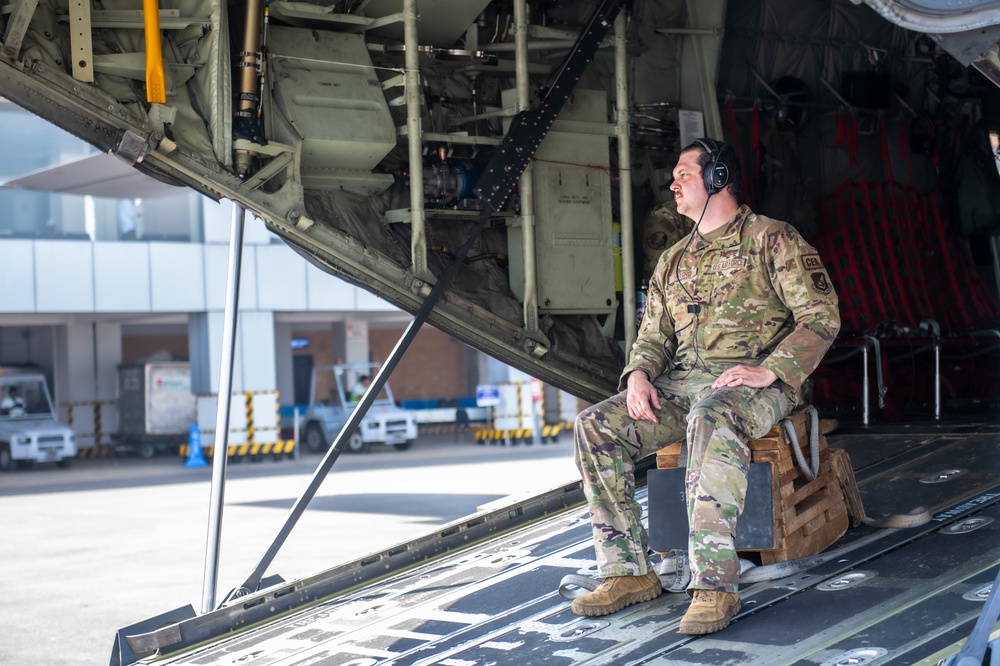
left=653, top=408, right=855, bottom=564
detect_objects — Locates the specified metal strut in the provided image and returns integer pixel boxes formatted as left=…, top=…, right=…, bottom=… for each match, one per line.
left=942, top=563, right=1000, bottom=666
left=201, top=202, right=246, bottom=613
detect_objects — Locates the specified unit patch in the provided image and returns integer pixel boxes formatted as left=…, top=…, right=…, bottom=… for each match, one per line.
left=810, top=271, right=832, bottom=295
left=647, top=231, right=668, bottom=250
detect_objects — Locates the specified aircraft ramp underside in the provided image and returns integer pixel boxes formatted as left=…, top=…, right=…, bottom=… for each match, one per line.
left=145, top=422, right=1000, bottom=666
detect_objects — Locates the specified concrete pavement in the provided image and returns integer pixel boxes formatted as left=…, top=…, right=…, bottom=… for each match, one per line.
left=0, top=434, right=580, bottom=665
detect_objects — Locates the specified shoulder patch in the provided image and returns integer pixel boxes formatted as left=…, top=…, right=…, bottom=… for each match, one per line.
left=809, top=271, right=833, bottom=295
left=800, top=254, right=824, bottom=271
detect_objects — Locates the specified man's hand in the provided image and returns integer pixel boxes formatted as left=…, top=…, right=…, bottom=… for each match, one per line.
left=712, top=364, right=778, bottom=389
left=626, top=371, right=661, bottom=422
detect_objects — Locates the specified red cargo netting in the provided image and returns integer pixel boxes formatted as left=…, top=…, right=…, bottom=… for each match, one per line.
left=813, top=115, right=999, bottom=333
left=815, top=182, right=998, bottom=332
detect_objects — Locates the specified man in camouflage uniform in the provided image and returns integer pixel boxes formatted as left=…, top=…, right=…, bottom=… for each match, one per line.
left=571, top=139, right=840, bottom=634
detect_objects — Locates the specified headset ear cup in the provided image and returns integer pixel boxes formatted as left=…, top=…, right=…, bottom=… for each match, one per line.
left=692, top=137, right=731, bottom=196
left=712, top=162, right=729, bottom=193
left=703, top=154, right=718, bottom=195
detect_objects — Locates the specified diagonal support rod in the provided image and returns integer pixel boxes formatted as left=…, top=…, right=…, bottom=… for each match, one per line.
left=226, top=207, right=494, bottom=602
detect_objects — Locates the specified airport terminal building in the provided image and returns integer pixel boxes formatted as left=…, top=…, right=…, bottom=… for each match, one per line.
left=0, top=99, right=499, bottom=448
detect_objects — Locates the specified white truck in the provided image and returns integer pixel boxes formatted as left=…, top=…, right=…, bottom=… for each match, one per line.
left=302, top=362, right=418, bottom=454
left=0, top=371, right=76, bottom=470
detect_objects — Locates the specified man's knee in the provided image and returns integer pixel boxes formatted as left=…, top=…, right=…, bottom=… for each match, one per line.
left=686, top=393, right=768, bottom=446
left=690, top=482, right=744, bottom=532
left=574, top=404, right=610, bottom=468
left=574, top=406, right=599, bottom=448
left=686, top=396, right=737, bottom=430
left=575, top=404, right=599, bottom=429
left=576, top=395, right=629, bottom=437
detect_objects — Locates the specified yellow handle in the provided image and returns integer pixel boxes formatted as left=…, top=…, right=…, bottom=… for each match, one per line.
left=143, top=0, right=166, bottom=104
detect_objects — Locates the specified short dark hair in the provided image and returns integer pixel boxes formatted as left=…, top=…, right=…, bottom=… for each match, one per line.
left=681, top=140, right=743, bottom=201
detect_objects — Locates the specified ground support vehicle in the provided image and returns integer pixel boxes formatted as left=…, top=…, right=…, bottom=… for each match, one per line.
left=115, top=362, right=196, bottom=458
left=301, top=362, right=418, bottom=454
left=0, top=372, right=76, bottom=470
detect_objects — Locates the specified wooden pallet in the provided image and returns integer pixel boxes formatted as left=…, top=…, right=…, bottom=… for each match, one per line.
left=653, top=407, right=861, bottom=563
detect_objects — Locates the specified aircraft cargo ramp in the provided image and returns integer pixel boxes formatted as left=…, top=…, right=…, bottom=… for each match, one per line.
left=120, top=419, right=1000, bottom=666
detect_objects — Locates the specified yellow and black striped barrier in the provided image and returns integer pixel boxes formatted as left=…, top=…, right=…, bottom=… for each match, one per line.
left=180, top=439, right=296, bottom=461
left=188, top=390, right=294, bottom=462
left=77, top=445, right=114, bottom=458
left=418, top=423, right=465, bottom=435
left=245, top=390, right=255, bottom=452
left=65, top=399, right=115, bottom=458
left=473, top=423, right=564, bottom=444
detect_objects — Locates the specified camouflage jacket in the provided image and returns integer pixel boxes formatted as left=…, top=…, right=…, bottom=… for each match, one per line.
left=621, top=205, right=841, bottom=392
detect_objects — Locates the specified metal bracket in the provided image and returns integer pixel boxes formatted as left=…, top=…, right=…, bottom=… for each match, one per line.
left=58, top=8, right=209, bottom=30
left=524, top=337, right=549, bottom=358
left=68, top=0, right=94, bottom=82
left=148, top=103, right=177, bottom=137
left=114, top=129, right=150, bottom=165
left=2, top=0, right=40, bottom=61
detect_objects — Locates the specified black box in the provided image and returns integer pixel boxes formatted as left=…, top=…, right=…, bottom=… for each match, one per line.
left=647, top=463, right=774, bottom=551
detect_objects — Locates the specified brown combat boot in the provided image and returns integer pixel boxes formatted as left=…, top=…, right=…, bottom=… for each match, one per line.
left=570, top=571, right=662, bottom=616
left=678, top=589, right=741, bottom=634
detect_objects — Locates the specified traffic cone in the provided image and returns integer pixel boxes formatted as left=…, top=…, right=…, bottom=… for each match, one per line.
left=185, top=423, right=207, bottom=468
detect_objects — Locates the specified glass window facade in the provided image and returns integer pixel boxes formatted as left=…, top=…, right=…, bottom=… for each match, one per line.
left=0, top=100, right=202, bottom=242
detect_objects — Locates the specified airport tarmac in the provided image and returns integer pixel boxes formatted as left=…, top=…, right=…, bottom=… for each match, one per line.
left=0, top=433, right=579, bottom=666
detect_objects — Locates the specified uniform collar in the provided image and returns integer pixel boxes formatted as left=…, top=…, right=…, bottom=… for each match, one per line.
left=687, top=204, right=754, bottom=253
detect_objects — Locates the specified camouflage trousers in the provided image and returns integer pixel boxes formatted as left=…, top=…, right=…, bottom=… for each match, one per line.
left=573, top=368, right=795, bottom=592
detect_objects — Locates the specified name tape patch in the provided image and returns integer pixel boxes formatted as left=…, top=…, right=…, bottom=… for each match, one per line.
left=710, top=256, right=746, bottom=272
left=801, top=254, right=824, bottom=271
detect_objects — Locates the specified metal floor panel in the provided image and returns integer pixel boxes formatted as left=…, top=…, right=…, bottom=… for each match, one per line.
left=148, top=427, right=1000, bottom=666
left=659, top=503, right=1000, bottom=666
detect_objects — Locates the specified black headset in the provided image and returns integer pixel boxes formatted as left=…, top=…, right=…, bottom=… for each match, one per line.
left=692, top=137, right=731, bottom=196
